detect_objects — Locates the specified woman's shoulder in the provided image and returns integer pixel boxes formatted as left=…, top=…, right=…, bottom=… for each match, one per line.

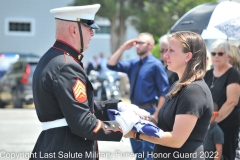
left=179, top=80, right=208, bottom=97
left=225, top=67, right=240, bottom=84
left=228, top=66, right=240, bottom=75
left=186, top=79, right=206, bottom=90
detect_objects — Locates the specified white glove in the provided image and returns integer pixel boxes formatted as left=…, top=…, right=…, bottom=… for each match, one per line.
left=118, top=102, right=150, bottom=116
left=115, top=111, right=140, bottom=136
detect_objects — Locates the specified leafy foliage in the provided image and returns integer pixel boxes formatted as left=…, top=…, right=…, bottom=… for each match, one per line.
left=71, top=0, right=216, bottom=54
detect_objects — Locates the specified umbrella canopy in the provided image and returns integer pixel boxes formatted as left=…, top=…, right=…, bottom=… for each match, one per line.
left=215, top=17, right=240, bottom=40
left=170, top=1, right=240, bottom=40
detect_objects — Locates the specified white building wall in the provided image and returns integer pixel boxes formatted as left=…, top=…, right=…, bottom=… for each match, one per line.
left=0, top=0, right=140, bottom=67
left=0, top=0, right=73, bottom=56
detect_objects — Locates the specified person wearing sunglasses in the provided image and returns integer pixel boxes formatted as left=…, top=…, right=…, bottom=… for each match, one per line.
left=204, top=39, right=240, bottom=160
left=107, top=32, right=169, bottom=160
left=159, top=34, right=178, bottom=86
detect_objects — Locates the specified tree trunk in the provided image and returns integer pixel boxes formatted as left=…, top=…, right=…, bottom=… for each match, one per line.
left=110, top=0, right=126, bottom=54
left=110, top=15, right=118, bottom=54
left=118, top=0, right=126, bottom=47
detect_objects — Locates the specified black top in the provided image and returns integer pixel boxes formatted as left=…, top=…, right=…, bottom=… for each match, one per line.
left=204, top=67, right=240, bottom=127
left=154, top=79, right=213, bottom=159
left=203, top=122, right=224, bottom=160
left=30, top=40, right=122, bottom=160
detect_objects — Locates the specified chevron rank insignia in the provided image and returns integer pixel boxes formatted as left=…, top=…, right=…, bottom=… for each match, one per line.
left=72, top=78, right=87, bottom=103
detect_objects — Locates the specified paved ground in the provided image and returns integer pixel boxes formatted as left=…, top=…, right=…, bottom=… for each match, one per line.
left=0, top=98, right=135, bottom=160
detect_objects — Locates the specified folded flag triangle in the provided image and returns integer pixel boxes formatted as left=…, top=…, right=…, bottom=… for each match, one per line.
left=107, top=109, right=164, bottom=138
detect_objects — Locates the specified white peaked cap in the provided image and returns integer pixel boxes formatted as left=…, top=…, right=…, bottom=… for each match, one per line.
left=50, top=4, right=100, bottom=21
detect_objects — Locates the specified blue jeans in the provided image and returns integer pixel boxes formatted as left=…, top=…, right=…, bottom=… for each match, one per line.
left=130, top=107, right=156, bottom=160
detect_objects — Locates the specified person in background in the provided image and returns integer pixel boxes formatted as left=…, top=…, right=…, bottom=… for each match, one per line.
left=206, top=50, right=213, bottom=70
left=98, top=52, right=109, bottom=71
left=159, top=34, right=178, bottom=86
left=203, top=102, right=224, bottom=160
left=107, top=32, right=169, bottom=160
left=30, top=4, right=148, bottom=160
left=228, top=45, right=240, bottom=72
left=228, top=45, right=240, bottom=159
left=204, top=39, right=240, bottom=160
left=125, top=31, right=213, bottom=159
left=86, top=55, right=101, bottom=75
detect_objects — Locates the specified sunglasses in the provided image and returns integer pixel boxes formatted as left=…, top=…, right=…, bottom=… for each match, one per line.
left=136, top=41, right=147, bottom=45
left=211, top=52, right=224, bottom=56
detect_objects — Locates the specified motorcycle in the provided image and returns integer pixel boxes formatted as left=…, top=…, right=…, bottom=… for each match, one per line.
left=88, top=70, right=121, bottom=101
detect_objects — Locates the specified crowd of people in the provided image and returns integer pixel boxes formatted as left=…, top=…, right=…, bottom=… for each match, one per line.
left=29, top=3, right=240, bottom=160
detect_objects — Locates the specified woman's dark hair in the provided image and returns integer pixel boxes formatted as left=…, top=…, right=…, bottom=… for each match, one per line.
left=168, top=31, right=207, bottom=98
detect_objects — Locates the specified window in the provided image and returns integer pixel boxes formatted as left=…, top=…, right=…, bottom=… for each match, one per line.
left=5, top=18, right=35, bottom=36
left=9, top=22, right=31, bottom=32
left=95, top=26, right=110, bottom=34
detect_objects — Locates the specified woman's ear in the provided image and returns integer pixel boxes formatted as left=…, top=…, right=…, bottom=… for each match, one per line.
left=185, top=52, right=193, bottom=63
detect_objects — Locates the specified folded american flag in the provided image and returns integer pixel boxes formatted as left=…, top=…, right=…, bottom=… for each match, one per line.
left=107, top=109, right=164, bottom=138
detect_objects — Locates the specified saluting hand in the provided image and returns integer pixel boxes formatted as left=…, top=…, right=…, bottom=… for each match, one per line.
left=120, top=39, right=138, bottom=50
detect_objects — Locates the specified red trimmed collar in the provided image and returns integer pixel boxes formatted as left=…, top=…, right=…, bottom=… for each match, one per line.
left=53, top=40, right=84, bottom=62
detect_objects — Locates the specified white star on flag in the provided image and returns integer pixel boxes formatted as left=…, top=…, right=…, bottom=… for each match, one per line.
left=134, top=122, right=145, bottom=133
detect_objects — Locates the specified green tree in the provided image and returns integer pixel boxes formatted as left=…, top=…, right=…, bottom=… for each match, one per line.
left=131, top=0, right=216, bottom=58
left=71, top=0, right=216, bottom=55
left=71, top=0, right=134, bottom=53
left=131, top=0, right=216, bottom=40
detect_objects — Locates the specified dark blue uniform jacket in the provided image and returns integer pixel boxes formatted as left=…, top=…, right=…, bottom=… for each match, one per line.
left=30, top=40, right=122, bottom=160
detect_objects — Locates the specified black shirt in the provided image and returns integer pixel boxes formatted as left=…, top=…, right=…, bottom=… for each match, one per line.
left=154, top=79, right=213, bottom=159
left=204, top=67, right=240, bottom=127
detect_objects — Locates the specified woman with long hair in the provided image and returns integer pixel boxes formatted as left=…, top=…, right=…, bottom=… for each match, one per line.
left=125, top=31, right=213, bottom=159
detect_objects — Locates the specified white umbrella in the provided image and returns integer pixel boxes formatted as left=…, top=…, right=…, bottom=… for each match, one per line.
left=170, top=1, right=240, bottom=40
left=214, top=17, right=240, bottom=40
left=201, top=1, right=240, bottom=40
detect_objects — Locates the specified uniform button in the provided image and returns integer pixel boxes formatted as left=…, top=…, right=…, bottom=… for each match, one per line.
left=112, top=125, right=115, bottom=128
left=119, top=126, right=121, bottom=129
left=104, top=125, right=108, bottom=129
left=85, top=138, right=87, bottom=140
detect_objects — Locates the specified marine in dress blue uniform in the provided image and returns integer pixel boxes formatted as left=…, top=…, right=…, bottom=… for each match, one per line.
left=30, top=4, right=133, bottom=160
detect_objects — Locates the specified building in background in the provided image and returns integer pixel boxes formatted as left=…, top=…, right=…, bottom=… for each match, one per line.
left=0, top=0, right=139, bottom=66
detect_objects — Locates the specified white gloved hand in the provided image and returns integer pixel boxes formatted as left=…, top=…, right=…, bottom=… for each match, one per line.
left=118, top=102, right=150, bottom=116
left=115, top=111, right=140, bottom=136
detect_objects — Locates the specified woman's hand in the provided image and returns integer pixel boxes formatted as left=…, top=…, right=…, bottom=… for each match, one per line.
left=151, top=113, right=158, bottom=123
left=140, top=115, right=158, bottom=125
